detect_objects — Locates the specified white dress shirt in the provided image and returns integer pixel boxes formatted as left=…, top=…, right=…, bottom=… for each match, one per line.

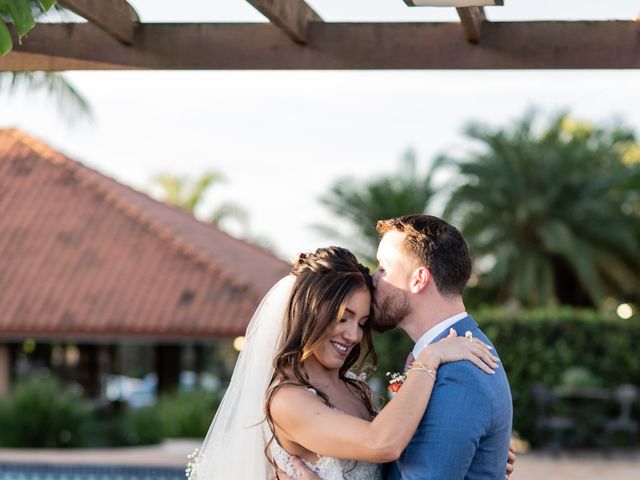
left=412, top=311, right=468, bottom=359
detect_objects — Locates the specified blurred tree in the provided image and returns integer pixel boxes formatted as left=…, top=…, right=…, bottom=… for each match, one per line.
left=0, top=71, right=92, bottom=123
left=443, top=111, right=640, bottom=308
left=150, top=170, right=249, bottom=229
left=316, top=149, right=442, bottom=265
left=151, top=170, right=281, bottom=254
left=0, top=2, right=91, bottom=124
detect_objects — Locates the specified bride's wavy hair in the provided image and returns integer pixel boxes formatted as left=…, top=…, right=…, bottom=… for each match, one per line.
left=264, top=246, right=378, bottom=476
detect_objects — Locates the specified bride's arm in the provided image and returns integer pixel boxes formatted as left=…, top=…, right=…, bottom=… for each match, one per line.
left=270, top=329, right=498, bottom=464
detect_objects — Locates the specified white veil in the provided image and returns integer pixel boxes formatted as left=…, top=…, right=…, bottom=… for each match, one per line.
left=188, top=275, right=295, bottom=480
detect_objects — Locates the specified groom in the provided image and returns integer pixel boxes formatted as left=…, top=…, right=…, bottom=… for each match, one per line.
left=372, top=214, right=512, bottom=479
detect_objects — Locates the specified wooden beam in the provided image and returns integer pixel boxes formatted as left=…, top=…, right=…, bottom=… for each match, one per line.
left=0, top=51, right=126, bottom=70
left=246, top=0, right=322, bottom=44
left=58, top=0, right=139, bottom=45
left=3, top=21, right=640, bottom=71
left=404, top=1, right=502, bottom=5
left=456, top=6, right=485, bottom=43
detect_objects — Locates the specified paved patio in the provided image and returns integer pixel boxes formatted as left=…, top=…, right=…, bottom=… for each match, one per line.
left=514, top=452, right=640, bottom=480
left=1, top=441, right=639, bottom=479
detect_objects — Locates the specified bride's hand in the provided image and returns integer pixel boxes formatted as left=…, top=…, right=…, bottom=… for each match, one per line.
left=276, top=456, right=321, bottom=480
left=418, top=328, right=499, bottom=374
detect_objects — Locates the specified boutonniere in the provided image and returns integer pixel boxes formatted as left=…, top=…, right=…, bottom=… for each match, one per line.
left=386, top=371, right=406, bottom=392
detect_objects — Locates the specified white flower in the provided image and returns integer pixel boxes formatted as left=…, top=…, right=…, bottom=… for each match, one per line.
left=345, top=371, right=367, bottom=382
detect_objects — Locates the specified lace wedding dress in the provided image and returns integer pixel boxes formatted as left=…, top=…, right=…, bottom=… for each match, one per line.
left=268, top=386, right=383, bottom=480
left=269, top=440, right=383, bottom=480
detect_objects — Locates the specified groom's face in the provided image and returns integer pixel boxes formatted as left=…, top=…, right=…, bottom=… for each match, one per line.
left=371, top=231, right=415, bottom=332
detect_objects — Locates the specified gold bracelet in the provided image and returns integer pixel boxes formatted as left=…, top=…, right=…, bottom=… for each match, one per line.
left=407, top=367, right=437, bottom=382
left=410, top=360, right=438, bottom=372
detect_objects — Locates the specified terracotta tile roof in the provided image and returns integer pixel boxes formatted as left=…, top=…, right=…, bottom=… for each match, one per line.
left=0, top=129, right=290, bottom=339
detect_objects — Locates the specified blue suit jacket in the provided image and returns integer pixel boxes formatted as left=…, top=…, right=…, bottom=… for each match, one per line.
left=386, top=316, right=512, bottom=480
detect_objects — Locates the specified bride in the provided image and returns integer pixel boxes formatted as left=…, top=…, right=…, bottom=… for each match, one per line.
left=188, top=247, right=508, bottom=480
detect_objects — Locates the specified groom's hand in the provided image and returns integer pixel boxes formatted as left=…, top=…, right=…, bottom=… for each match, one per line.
left=506, top=440, right=517, bottom=479
left=276, top=456, right=321, bottom=480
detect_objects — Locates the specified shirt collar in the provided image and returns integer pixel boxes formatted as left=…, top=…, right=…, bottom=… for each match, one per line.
left=412, top=311, right=468, bottom=359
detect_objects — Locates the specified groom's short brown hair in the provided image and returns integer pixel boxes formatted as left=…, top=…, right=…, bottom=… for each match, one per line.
left=376, top=215, right=472, bottom=296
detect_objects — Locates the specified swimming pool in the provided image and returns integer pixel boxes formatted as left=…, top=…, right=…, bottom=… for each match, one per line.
left=0, top=463, right=184, bottom=480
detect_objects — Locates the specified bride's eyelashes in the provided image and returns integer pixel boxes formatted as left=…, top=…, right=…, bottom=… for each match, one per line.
left=339, top=317, right=369, bottom=329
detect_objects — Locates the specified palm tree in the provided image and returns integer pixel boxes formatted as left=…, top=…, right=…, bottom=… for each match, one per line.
left=150, top=170, right=283, bottom=254
left=443, top=111, right=640, bottom=308
left=0, top=71, right=92, bottom=123
left=317, top=149, right=442, bottom=265
left=0, top=2, right=92, bottom=124
left=150, top=171, right=249, bottom=228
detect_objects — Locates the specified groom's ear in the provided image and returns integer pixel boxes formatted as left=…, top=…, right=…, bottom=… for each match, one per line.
left=410, top=266, right=430, bottom=293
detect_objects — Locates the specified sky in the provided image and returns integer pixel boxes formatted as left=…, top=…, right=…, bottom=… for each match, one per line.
left=1, top=1, right=640, bottom=260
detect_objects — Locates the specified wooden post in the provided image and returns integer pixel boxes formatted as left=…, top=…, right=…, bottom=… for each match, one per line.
left=0, top=345, right=11, bottom=395
left=155, top=344, right=181, bottom=394
left=78, top=344, right=101, bottom=398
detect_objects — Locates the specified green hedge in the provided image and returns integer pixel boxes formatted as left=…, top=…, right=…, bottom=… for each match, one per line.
left=372, top=308, right=640, bottom=447
left=0, top=375, right=221, bottom=447
left=99, top=389, right=222, bottom=446
left=477, top=308, right=640, bottom=446
left=156, top=389, right=222, bottom=439
left=107, top=404, right=165, bottom=446
left=115, top=389, right=222, bottom=445
left=0, top=375, right=94, bottom=448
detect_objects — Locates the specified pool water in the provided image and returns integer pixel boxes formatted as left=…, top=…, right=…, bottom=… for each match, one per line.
left=0, top=463, right=184, bottom=480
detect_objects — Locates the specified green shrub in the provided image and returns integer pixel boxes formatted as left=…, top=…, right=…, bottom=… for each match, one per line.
left=0, top=377, right=222, bottom=447
left=156, top=389, right=222, bottom=439
left=0, top=375, right=93, bottom=448
left=372, top=307, right=640, bottom=447
left=560, top=366, right=602, bottom=389
left=476, top=307, right=640, bottom=446
left=110, top=405, right=165, bottom=446
left=108, top=389, right=221, bottom=445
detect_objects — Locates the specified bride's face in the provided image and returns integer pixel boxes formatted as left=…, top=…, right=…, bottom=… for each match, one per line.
left=311, top=286, right=371, bottom=371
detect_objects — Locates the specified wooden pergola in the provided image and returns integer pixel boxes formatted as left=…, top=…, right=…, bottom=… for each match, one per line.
left=1, top=0, right=639, bottom=71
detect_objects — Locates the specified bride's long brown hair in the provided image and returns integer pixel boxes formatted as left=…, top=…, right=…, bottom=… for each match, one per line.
left=264, top=246, right=378, bottom=476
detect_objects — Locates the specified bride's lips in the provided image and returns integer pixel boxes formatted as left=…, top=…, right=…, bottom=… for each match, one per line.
left=330, top=340, right=350, bottom=356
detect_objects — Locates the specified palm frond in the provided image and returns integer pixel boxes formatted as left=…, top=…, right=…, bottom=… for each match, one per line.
left=317, top=150, right=443, bottom=262
left=446, top=110, right=640, bottom=307
left=0, top=72, right=92, bottom=125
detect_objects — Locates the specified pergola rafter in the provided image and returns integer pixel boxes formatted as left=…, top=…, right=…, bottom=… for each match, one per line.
left=406, top=0, right=504, bottom=43
left=1, top=1, right=638, bottom=71
left=455, top=7, right=486, bottom=43
left=245, top=0, right=322, bottom=44
left=58, top=0, right=139, bottom=45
